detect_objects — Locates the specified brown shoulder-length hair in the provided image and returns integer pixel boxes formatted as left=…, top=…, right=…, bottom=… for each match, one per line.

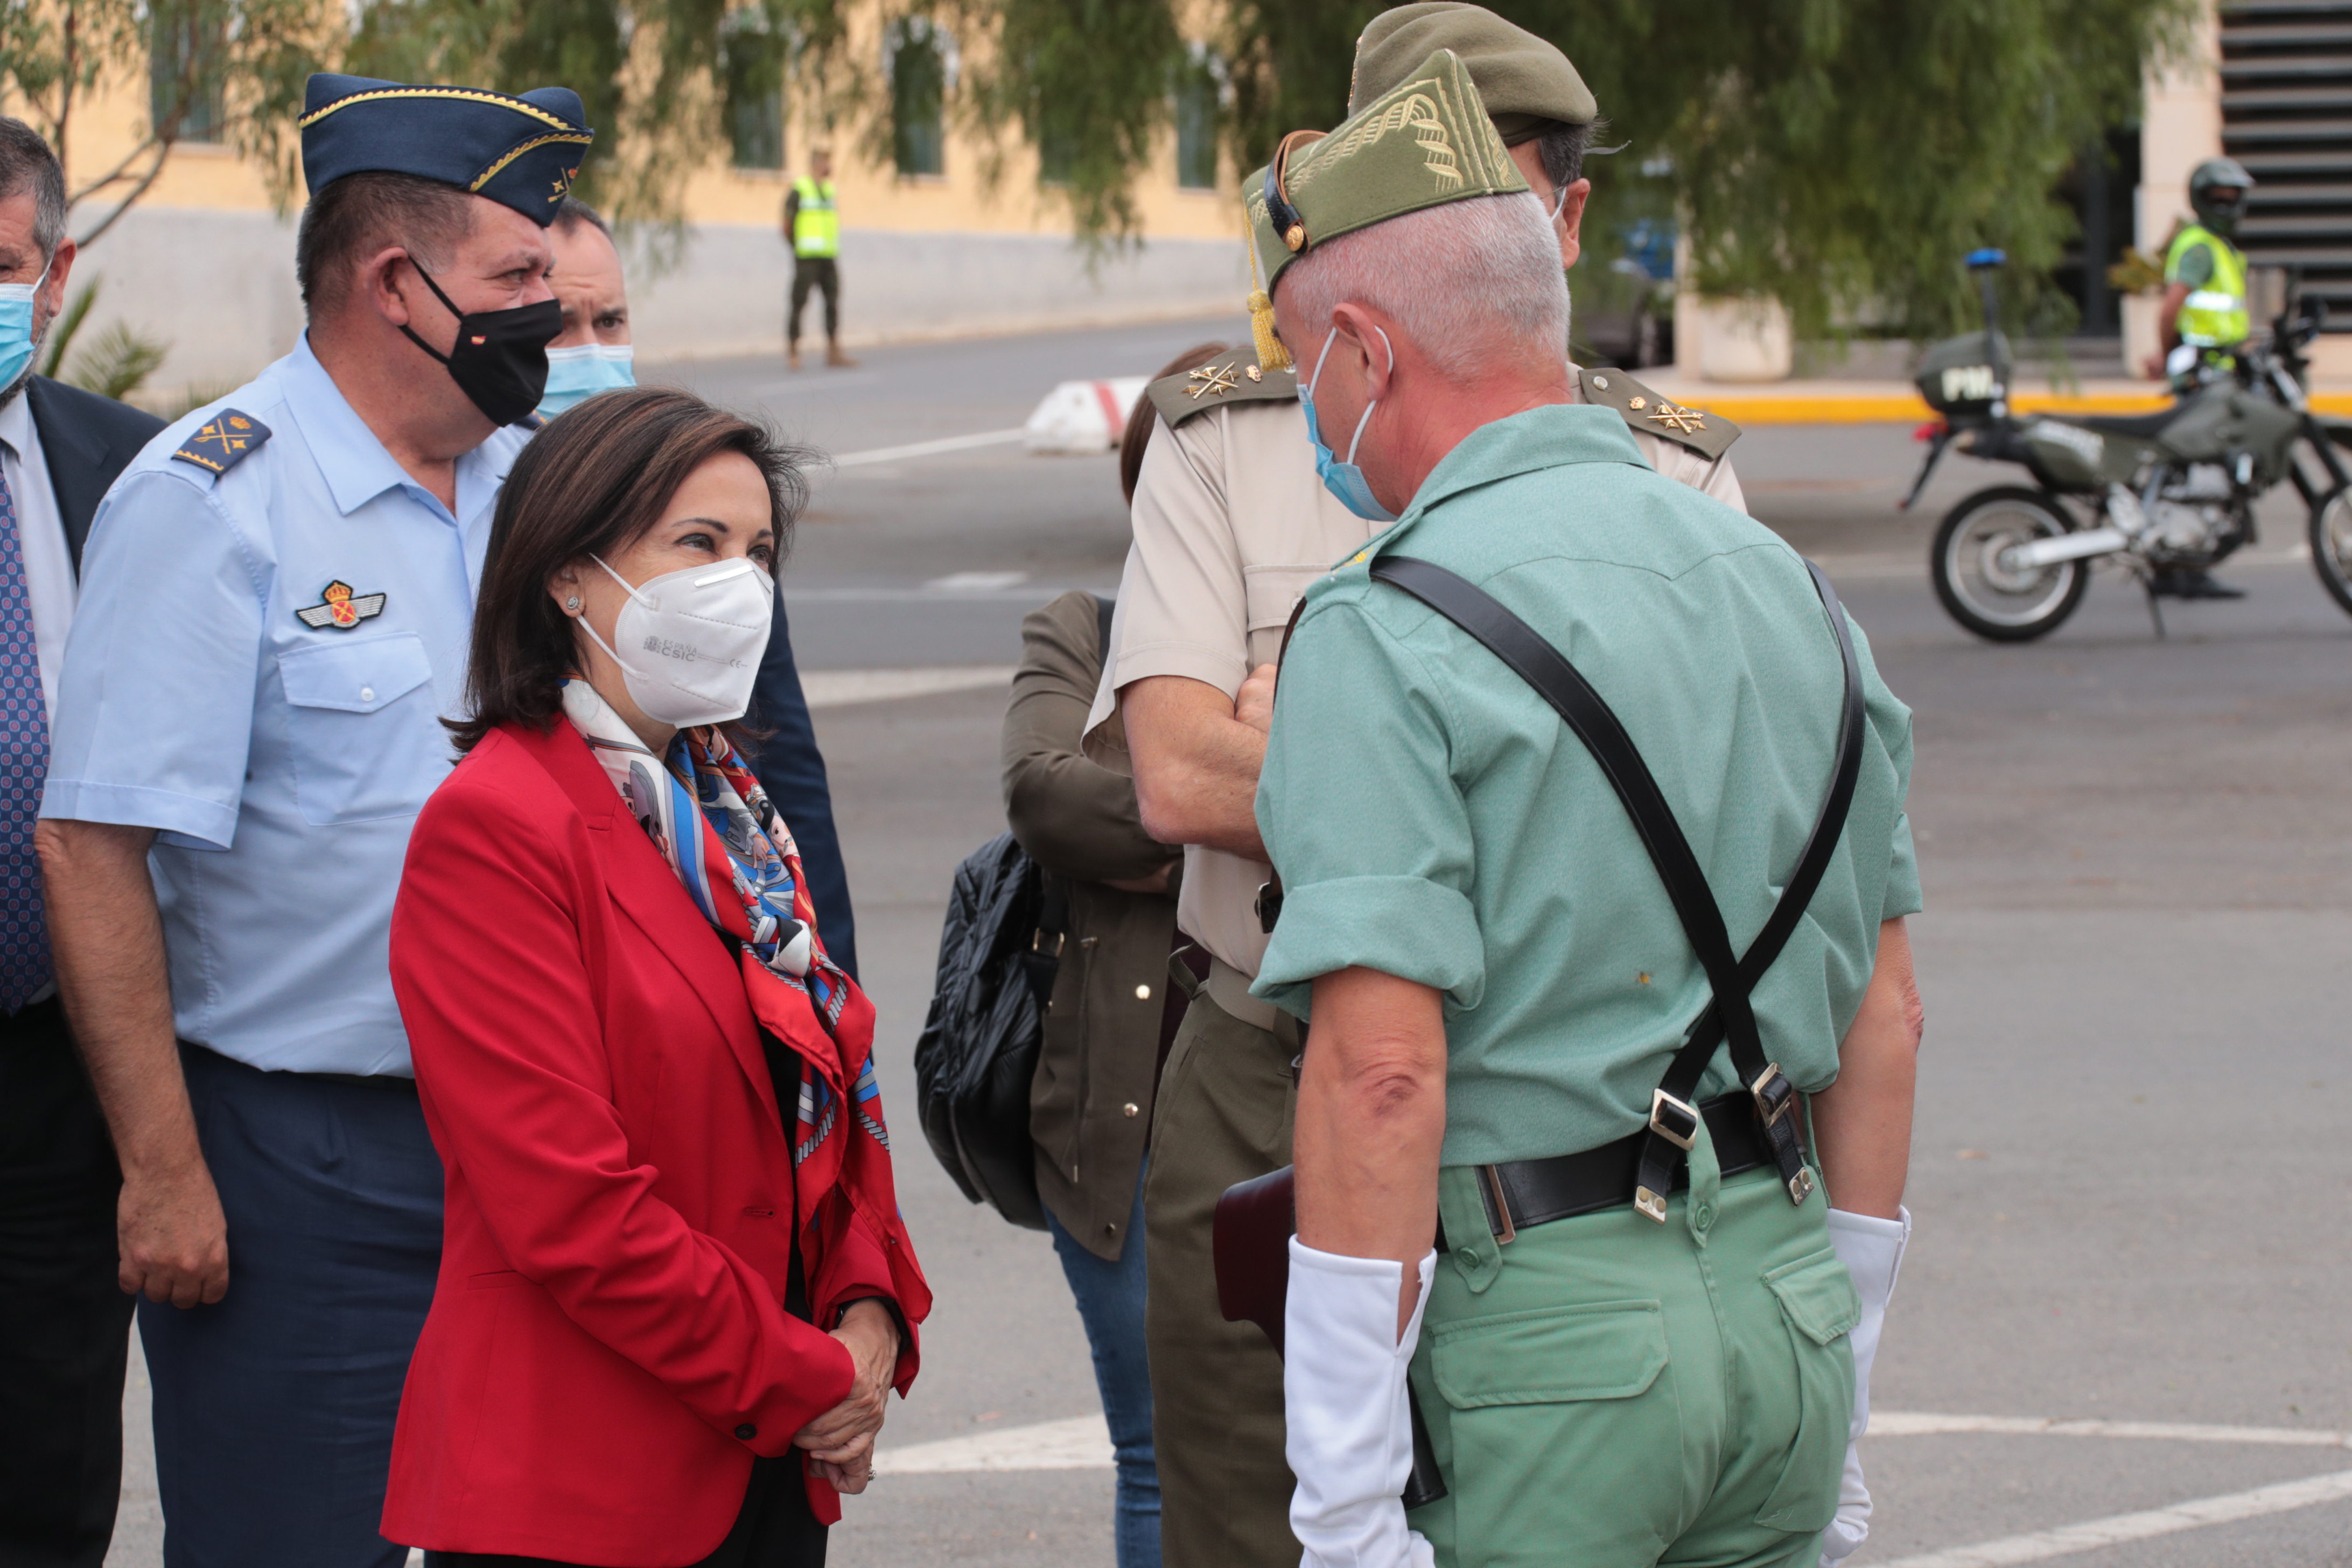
left=450, top=384, right=811, bottom=754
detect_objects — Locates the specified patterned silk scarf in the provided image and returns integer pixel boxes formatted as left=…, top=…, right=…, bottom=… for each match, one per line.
left=561, top=681, right=891, bottom=1196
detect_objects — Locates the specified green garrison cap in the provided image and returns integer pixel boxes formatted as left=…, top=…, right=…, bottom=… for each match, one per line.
left=1349, top=3, right=1595, bottom=144
left=1245, top=46, right=1527, bottom=311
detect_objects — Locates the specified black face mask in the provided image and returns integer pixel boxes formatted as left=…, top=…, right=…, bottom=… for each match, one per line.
left=400, top=262, right=562, bottom=428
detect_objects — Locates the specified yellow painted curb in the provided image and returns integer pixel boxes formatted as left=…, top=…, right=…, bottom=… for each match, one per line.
left=1685, top=389, right=2352, bottom=425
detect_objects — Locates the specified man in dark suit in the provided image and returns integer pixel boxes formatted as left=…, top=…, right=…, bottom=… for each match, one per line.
left=0, top=115, right=167, bottom=1568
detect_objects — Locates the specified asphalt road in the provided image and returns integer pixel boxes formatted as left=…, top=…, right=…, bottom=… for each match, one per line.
left=106, top=320, right=2352, bottom=1568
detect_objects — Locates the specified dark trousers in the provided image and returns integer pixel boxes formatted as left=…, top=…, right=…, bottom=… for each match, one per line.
left=788, top=258, right=841, bottom=344
left=141, top=1044, right=442, bottom=1568
left=0, top=997, right=137, bottom=1568
left=423, top=1455, right=827, bottom=1568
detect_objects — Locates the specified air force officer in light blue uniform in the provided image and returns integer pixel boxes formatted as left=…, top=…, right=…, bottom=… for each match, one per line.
left=35, top=77, right=591, bottom=1567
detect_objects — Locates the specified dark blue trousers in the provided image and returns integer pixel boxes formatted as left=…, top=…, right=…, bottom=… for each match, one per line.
left=141, top=1045, right=442, bottom=1568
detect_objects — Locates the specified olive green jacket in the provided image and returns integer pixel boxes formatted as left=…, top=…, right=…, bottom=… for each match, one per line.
left=1004, top=590, right=1181, bottom=1261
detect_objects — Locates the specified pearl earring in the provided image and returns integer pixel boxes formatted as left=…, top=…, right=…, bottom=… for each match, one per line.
left=565, top=596, right=582, bottom=612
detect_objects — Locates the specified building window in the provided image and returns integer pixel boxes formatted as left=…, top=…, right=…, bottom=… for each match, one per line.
left=1039, top=125, right=1076, bottom=185
left=891, top=20, right=946, bottom=177
left=1175, top=53, right=1220, bottom=191
left=723, top=16, right=786, bottom=171
left=149, top=2, right=224, bottom=145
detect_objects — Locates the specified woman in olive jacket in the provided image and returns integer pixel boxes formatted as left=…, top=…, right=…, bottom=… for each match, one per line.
left=998, top=343, right=1225, bottom=1568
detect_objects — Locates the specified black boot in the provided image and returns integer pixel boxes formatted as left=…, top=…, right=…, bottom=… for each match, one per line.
left=2152, top=567, right=2246, bottom=600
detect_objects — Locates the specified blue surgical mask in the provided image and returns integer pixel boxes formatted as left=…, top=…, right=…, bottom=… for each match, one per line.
left=0, top=255, right=56, bottom=393
left=535, top=341, right=635, bottom=420
left=1299, top=324, right=1397, bottom=523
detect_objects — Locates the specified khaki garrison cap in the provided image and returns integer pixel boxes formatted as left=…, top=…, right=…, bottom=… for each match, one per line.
left=1349, top=3, right=1595, bottom=143
left=1245, top=47, right=1528, bottom=303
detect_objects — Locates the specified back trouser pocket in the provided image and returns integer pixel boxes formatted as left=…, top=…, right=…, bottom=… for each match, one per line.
left=1429, top=1300, right=1681, bottom=1566
left=1754, top=1245, right=1860, bottom=1532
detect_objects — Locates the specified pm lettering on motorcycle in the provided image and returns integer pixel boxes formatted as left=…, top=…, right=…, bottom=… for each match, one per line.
left=1905, top=249, right=2352, bottom=640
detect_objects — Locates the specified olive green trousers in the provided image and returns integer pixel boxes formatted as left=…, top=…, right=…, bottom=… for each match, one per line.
left=1409, top=1143, right=1858, bottom=1568
left=1143, top=989, right=1299, bottom=1568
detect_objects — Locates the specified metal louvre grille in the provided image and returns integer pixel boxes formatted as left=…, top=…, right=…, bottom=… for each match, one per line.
left=2224, top=0, right=2352, bottom=327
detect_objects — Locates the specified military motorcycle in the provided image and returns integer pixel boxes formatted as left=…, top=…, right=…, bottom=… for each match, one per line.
left=1903, top=250, right=2352, bottom=641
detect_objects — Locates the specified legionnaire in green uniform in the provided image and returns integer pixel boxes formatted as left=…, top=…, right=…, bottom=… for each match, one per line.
left=1243, top=52, right=1924, bottom=1568
left=1084, top=15, right=1749, bottom=1567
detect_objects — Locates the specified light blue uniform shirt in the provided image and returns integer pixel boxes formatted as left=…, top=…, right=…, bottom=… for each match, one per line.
left=41, top=338, right=527, bottom=1075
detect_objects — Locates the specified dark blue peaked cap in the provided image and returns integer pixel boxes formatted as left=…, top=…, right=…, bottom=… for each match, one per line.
left=299, top=73, right=594, bottom=226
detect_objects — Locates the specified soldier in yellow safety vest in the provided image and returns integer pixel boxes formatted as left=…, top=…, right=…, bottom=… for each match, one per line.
left=2148, top=156, right=2257, bottom=599
left=782, top=148, right=853, bottom=369
left=2154, top=157, right=2255, bottom=386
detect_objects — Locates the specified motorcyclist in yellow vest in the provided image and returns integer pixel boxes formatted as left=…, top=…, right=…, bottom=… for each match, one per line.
left=2157, top=157, right=2255, bottom=383
left=782, top=148, right=852, bottom=369
left=2149, top=157, right=2257, bottom=600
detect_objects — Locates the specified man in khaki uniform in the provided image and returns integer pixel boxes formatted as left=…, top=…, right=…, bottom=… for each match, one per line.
left=1081, top=10, right=1746, bottom=1565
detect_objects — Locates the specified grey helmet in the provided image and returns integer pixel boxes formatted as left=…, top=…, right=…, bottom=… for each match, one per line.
left=2190, top=156, right=2256, bottom=236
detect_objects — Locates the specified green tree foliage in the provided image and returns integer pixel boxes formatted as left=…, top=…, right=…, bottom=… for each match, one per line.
left=1, top=0, right=335, bottom=248
left=954, top=0, right=2194, bottom=338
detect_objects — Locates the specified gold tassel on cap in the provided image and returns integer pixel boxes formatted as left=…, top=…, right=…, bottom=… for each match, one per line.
left=1247, top=240, right=1293, bottom=373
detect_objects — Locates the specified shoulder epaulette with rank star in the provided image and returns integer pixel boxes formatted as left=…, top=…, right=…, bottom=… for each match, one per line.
left=171, top=410, right=272, bottom=477
left=1146, top=356, right=1299, bottom=432
left=1577, top=368, right=1739, bottom=463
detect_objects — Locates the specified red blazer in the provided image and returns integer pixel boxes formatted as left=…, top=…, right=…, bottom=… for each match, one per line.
left=384, top=718, right=917, bottom=1566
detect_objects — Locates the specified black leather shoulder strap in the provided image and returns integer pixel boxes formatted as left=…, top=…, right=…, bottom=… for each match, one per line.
left=1369, top=552, right=1867, bottom=1215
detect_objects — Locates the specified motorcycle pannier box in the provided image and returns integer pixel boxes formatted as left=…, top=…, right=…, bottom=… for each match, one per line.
left=2020, top=418, right=2109, bottom=489
left=1916, top=330, right=2012, bottom=417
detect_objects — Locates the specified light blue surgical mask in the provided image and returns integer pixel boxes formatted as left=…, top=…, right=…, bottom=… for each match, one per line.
left=0, top=254, right=57, bottom=394
left=535, top=341, right=635, bottom=420
left=1298, top=324, right=1397, bottom=523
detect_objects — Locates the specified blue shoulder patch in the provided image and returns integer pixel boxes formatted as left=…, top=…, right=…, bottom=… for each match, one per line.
left=171, top=410, right=272, bottom=477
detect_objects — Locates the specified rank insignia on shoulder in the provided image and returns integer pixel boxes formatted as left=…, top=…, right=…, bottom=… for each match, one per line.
left=1577, top=368, right=1740, bottom=461
left=171, top=410, right=272, bottom=476
left=1147, top=356, right=1299, bottom=431
left=296, top=580, right=388, bottom=631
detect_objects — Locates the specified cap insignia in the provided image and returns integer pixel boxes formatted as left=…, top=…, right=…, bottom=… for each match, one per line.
left=1646, top=402, right=1708, bottom=435
left=296, top=580, right=389, bottom=631
left=171, top=409, right=273, bottom=475
left=1187, top=363, right=1244, bottom=399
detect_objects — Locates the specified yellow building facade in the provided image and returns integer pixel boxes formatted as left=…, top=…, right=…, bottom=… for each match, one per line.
left=12, top=2, right=1250, bottom=398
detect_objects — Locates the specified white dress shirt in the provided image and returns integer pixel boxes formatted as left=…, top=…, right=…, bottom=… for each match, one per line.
left=0, top=385, right=75, bottom=724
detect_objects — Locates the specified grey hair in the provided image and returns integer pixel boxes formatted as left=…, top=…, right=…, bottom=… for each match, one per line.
left=1275, top=192, right=1567, bottom=382
left=0, top=116, right=67, bottom=261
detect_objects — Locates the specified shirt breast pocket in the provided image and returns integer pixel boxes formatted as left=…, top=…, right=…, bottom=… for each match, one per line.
left=277, top=634, right=449, bottom=825
left=1243, top=565, right=1326, bottom=670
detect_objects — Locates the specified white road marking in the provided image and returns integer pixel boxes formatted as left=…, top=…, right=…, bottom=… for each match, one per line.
left=830, top=428, right=1027, bottom=467
left=876, top=1413, right=1112, bottom=1474
left=1872, top=1411, right=2352, bottom=1448
left=923, top=570, right=1031, bottom=593
left=1870, top=1467, right=2352, bottom=1567
left=800, top=666, right=1016, bottom=709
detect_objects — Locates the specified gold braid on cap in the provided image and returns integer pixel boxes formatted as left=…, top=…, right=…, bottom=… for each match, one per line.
left=1247, top=234, right=1291, bottom=373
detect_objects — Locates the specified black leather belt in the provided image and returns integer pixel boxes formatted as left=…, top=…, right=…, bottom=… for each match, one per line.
left=1471, top=1093, right=1773, bottom=1242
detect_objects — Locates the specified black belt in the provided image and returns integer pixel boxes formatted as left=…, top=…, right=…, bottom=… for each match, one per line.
left=1470, top=1093, right=1772, bottom=1241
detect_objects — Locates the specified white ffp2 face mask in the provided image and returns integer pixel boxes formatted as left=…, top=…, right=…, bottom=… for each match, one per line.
left=577, top=554, right=774, bottom=727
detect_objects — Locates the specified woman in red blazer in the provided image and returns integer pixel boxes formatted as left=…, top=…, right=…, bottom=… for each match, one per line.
left=387, top=387, right=928, bottom=1568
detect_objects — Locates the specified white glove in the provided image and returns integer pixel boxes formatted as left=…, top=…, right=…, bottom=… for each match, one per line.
left=1817, top=1206, right=1910, bottom=1566
left=1284, top=1239, right=1438, bottom=1568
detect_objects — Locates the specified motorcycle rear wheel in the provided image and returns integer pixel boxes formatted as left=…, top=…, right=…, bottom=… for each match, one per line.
left=2308, top=487, right=2352, bottom=619
left=1931, top=486, right=2092, bottom=642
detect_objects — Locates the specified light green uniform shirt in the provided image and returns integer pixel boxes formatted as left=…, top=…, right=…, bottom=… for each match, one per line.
left=1251, top=404, right=1920, bottom=1167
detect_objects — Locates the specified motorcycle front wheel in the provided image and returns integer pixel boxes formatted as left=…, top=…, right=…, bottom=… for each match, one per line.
left=2308, top=487, right=2352, bottom=618
left=1931, top=487, right=2093, bottom=642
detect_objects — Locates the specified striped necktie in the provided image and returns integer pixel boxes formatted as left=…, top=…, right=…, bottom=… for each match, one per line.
left=0, top=454, right=54, bottom=1013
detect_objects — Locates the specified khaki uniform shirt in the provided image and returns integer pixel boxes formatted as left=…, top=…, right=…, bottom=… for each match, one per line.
left=1083, top=367, right=1744, bottom=983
